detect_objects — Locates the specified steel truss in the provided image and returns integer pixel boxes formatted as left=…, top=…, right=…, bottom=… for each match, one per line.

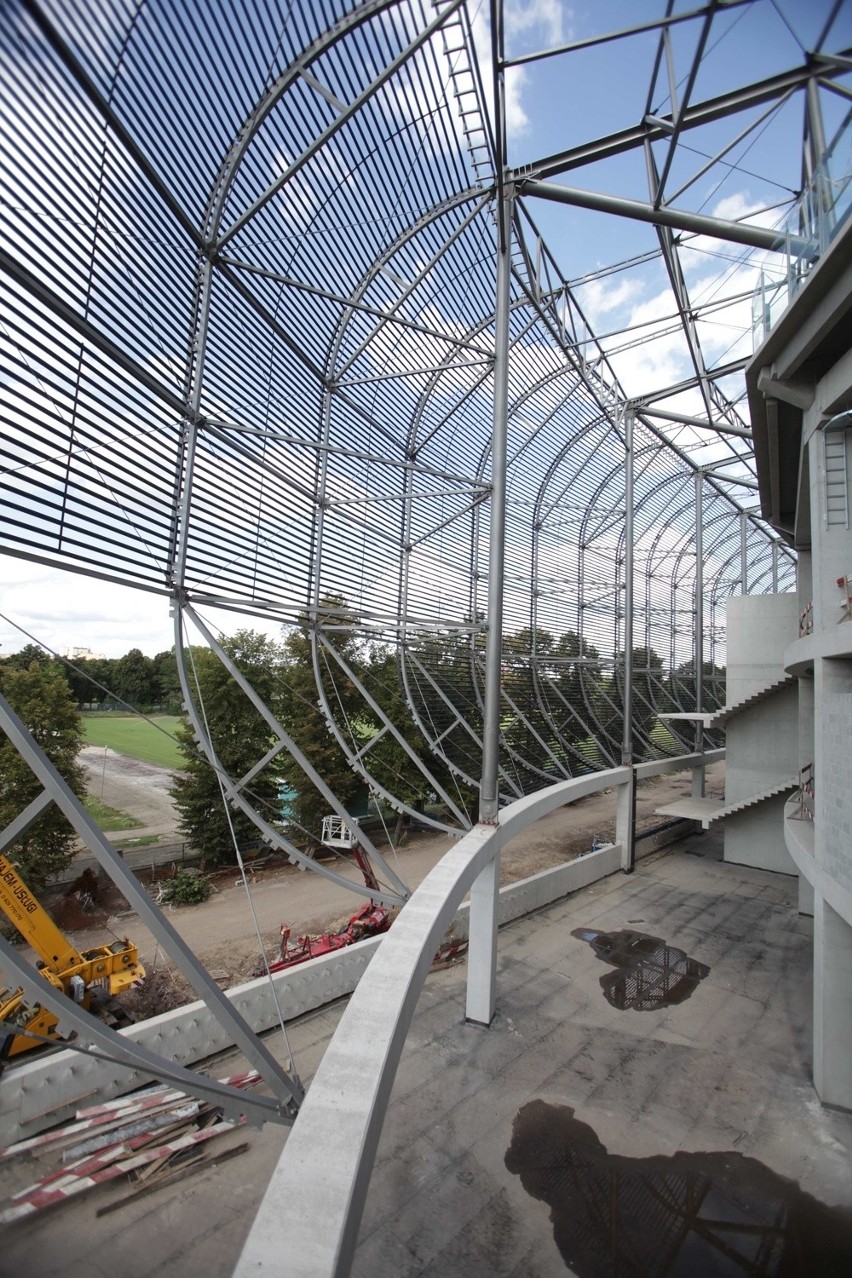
left=0, top=0, right=846, bottom=1100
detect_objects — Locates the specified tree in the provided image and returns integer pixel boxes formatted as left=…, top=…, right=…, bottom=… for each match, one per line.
left=597, top=645, right=667, bottom=759
left=405, top=615, right=486, bottom=789
left=277, top=598, right=368, bottom=845
left=502, top=627, right=564, bottom=782
left=170, top=632, right=285, bottom=866
left=360, top=643, right=468, bottom=823
left=667, top=658, right=726, bottom=715
left=152, top=649, right=181, bottom=712
left=0, top=661, right=86, bottom=892
left=64, top=655, right=118, bottom=708
left=3, top=643, right=50, bottom=671
left=111, top=648, right=157, bottom=709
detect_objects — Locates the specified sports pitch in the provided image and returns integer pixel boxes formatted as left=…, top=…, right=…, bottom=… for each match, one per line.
left=82, top=715, right=183, bottom=769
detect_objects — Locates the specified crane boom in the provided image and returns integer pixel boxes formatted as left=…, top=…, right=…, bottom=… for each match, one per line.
left=0, top=852, right=145, bottom=1063
left=0, top=854, right=83, bottom=972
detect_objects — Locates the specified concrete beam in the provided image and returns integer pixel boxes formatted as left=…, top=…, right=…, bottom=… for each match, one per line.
left=756, top=366, right=814, bottom=410
left=234, top=766, right=630, bottom=1278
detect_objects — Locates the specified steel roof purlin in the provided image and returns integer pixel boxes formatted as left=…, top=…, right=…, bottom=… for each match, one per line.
left=0, top=0, right=846, bottom=850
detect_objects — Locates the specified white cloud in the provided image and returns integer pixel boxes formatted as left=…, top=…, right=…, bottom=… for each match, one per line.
left=0, top=559, right=174, bottom=659
left=0, top=557, right=292, bottom=661
left=566, top=185, right=789, bottom=411
left=471, top=2, right=569, bottom=141
left=574, top=275, right=645, bottom=327
left=504, top=0, right=565, bottom=46
left=504, top=64, right=529, bottom=136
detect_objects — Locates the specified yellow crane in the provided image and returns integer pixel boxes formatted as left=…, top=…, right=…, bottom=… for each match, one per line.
left=0, top=852, right=145, bottom=1062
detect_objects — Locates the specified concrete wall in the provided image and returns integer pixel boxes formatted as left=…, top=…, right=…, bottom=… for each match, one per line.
left=1, top=838, right=640, bottom=1143
left=724, top=685, right=799, bottom=807
left=820, top=675, right=852, bottom=898
left=723, top=595, right=799, bottom=874
left=725, top=593, right=798, bottom=703
left=725, top=793, right=797, bottom=875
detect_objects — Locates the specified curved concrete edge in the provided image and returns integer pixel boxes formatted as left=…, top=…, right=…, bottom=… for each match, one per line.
left=784, top=796, right=852, bottom=930
left=784, top=624, right=852, bottom=676
left=0, top=940, right=382, bottom=1142
left=233, top=768, right=630, bottom=1278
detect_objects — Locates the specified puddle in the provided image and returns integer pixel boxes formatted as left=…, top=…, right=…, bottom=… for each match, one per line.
left=506, top=1101, right=852, bottom=1275
left=572, top=927, right=709, bottom=1010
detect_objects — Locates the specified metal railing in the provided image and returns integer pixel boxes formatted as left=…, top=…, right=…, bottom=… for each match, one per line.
left=794, top=763, right=815, bottom=822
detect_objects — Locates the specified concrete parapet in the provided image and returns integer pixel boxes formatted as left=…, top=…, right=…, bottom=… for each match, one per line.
left=0, top=941, right=381, bottom=1144
left=635, top=818, right=697, bottom=855
left=0, top=836, right=628, bottom=1143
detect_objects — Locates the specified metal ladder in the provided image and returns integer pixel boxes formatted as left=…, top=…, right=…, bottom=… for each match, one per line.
left=435, top=1, right=494, bottom=188
left=824, top=432, right=849, bottom=528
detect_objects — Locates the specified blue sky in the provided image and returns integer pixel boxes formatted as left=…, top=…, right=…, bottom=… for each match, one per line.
left=1, top=0, right=850, bottom=659
left=504, top=0, right=852, bottom=277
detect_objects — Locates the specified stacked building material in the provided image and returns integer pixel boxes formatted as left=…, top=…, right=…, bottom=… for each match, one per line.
left=0, top=1070, right=258, bottom=1222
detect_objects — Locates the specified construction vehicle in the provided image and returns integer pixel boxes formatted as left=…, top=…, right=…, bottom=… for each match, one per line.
left=0, top=852, right=144, bottom=1063
left=266, top=816, right=468, bottom=973
left=269, top=817, right=391, bottom=972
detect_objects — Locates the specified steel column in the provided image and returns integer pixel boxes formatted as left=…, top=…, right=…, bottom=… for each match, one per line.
left=618, top=408, right=636, bottom=871
left=465, top=853, right=500, bottom=1025
left=0, top=692, right=302, bottom=1118
left=465, top=175, right=512, bottom=1027
left=806, top=74, right=833, bottom=250
left=478, top=186, right=513, bottom=824
left=693, top=471, right=705, bottom=798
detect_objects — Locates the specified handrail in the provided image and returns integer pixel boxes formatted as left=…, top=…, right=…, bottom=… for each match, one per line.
left=234, top=762, right=659, bottom=1277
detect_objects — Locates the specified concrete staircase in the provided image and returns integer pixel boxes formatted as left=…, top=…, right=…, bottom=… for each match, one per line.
left=655, top=777, right=799, bottom=830
left=707, top=675, right=797, bottom=727
left=706, top=777, right=799, bottom=824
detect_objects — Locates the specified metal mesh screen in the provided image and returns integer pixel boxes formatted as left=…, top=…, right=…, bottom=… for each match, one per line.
left=1, top=0, right=805, bottom=826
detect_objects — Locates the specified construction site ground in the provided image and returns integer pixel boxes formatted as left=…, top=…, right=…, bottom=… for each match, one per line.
left=3, top=824, right=851, bottom=1278
left=64, top=756, right=726, bottom=1007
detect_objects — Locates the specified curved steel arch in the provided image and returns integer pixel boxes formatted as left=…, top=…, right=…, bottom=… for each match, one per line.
left=3, top=0, right=842, bottom=912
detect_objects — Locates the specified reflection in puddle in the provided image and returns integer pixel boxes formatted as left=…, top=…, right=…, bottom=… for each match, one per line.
left=506, top=1101, right=852, bottom=1276
left=572, top=927, right=709, bottom=1010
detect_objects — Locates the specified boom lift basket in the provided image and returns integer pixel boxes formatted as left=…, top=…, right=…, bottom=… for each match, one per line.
left=321, top=815, right=359, bottom=850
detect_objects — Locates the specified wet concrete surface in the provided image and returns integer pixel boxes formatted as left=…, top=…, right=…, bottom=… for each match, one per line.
left=3, top=829, right=851, bottom=1277
left=352, top=830, right=852, bottom=1277
left=506, top=1100, right=852, bottom=1276
left=570, top=927, right=710, bottom=1011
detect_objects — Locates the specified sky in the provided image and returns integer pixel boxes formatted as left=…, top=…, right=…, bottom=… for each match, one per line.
left=1, top=0, right=849, bottom=661
left=0, top=555, right=289, bottom=659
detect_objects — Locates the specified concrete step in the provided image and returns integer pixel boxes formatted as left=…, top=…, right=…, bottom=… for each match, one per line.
left=708, top=777, right=799, bottom=822
left=707, top=675, right=797, bottom=727
left=654, top=796, right=724, bottom=828
left=655, top=777, right=798, bottom=829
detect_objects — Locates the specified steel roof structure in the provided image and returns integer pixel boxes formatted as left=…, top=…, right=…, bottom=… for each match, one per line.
left=2, top=0, right=850, bottom=863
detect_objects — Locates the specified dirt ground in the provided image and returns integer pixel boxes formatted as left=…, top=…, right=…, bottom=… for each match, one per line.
left=60, top=760, right=725, bottom=1015
left=78, top=745, right=181, bottom=836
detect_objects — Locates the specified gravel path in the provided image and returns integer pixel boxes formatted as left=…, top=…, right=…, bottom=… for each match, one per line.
left=69, top=759, right=725, bottom=987
left=79, top=745, right=181, bottom=837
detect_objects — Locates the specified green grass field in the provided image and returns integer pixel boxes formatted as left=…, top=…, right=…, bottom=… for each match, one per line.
left=82, top=715, right=184, bottom=769
left=84, top=795, right=143, bottom=829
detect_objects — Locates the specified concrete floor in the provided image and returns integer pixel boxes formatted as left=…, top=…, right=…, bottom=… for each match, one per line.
left=3, top=829, right=852, bottom=1276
